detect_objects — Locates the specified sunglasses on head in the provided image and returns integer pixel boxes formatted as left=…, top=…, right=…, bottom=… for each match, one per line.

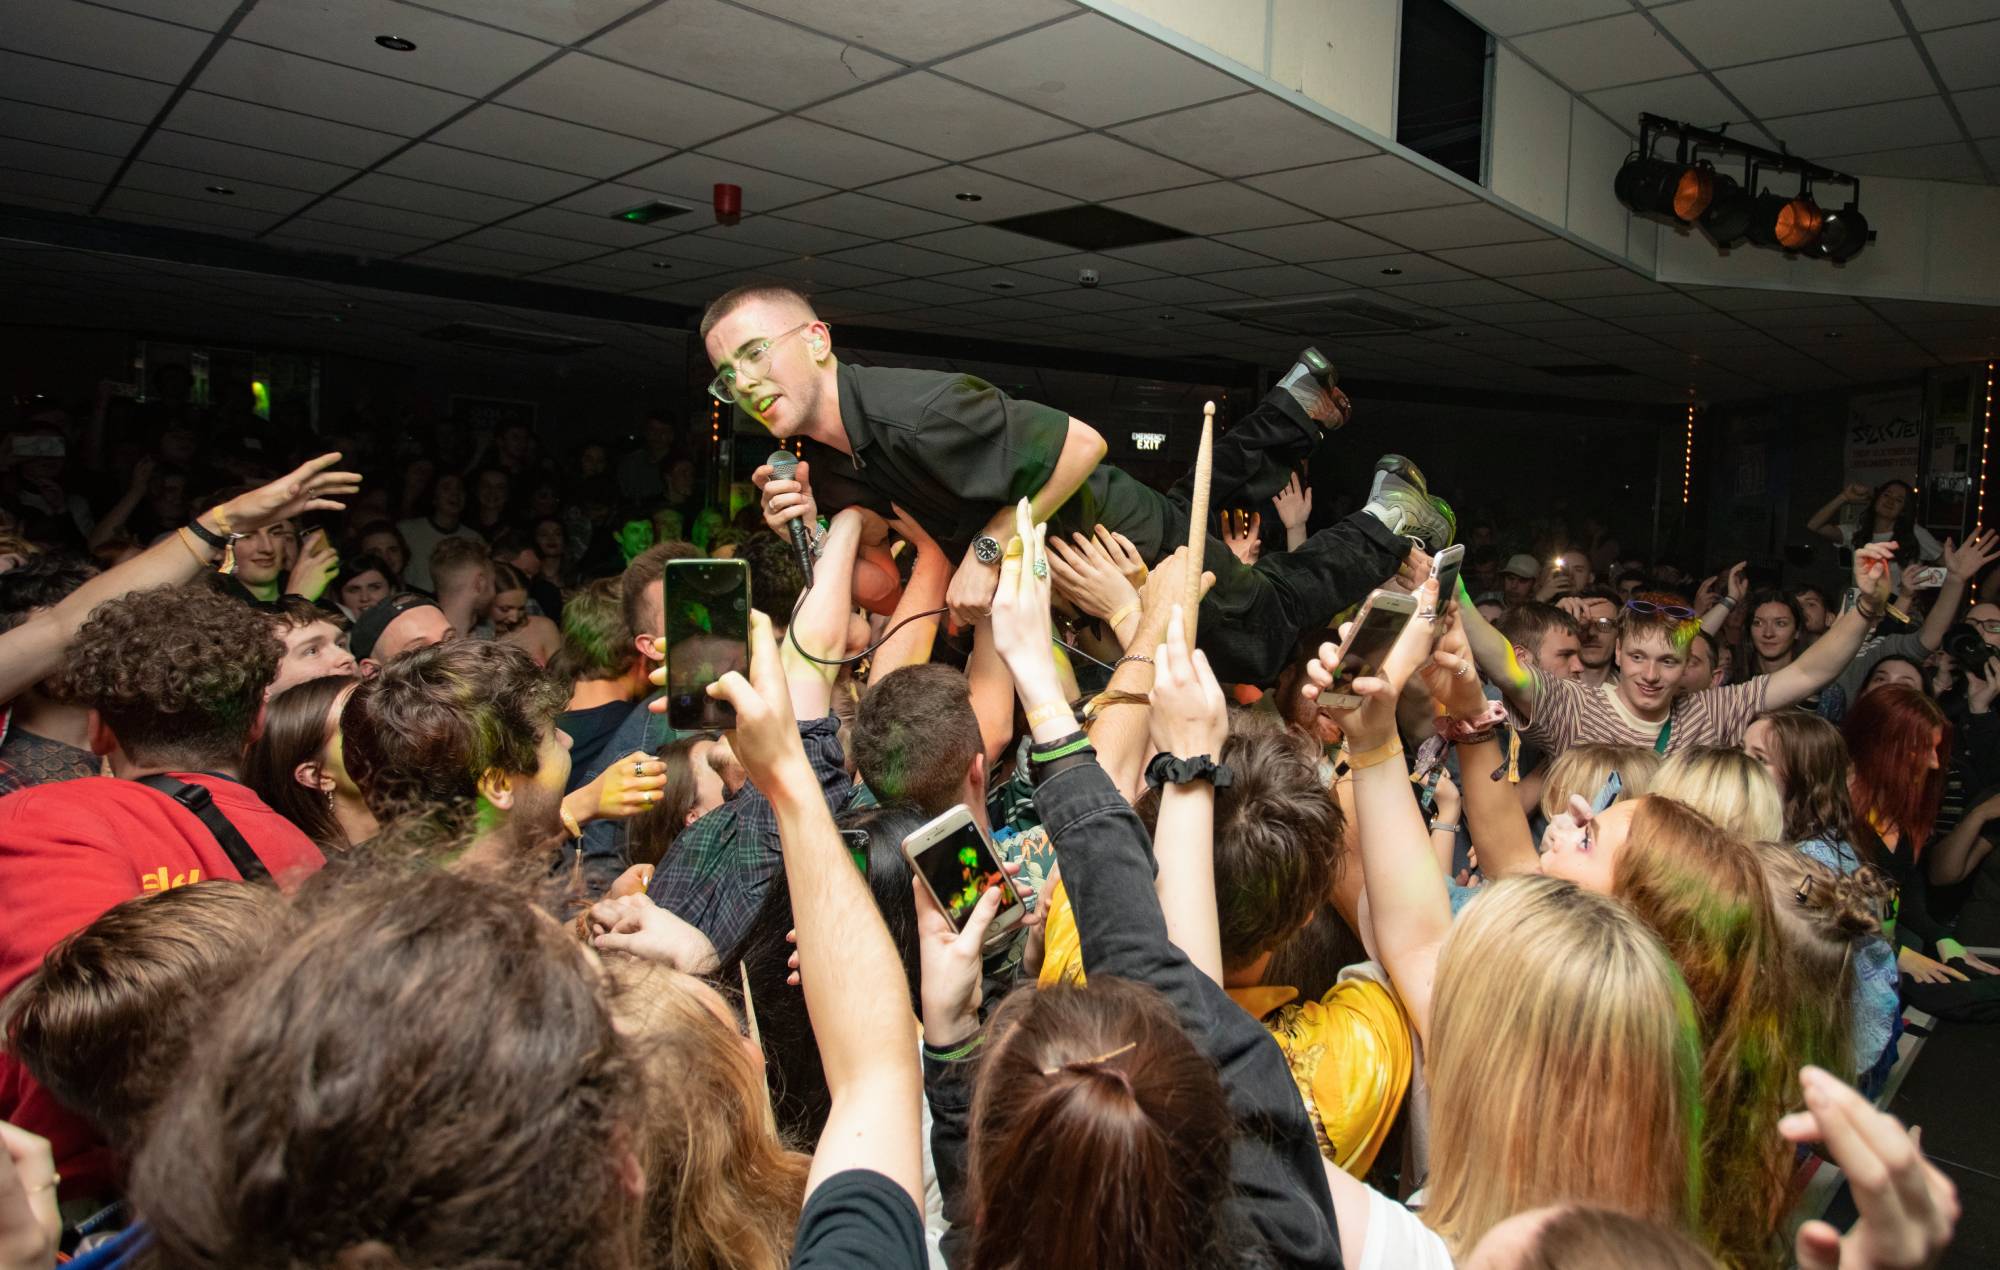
left=840, top=828, right=870, bottom=875
left=1624, top=599, right=1696, bottom=621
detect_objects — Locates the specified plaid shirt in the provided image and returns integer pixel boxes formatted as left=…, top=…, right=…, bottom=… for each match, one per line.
left=648, top=714, right=872, bottom=954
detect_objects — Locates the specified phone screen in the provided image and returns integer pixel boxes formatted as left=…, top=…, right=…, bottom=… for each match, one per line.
left=910, top=818, right=1018, bottom=931
left=1331, top=597, right=1415, bottom=693
left=663, top=559, right=750, bottom=730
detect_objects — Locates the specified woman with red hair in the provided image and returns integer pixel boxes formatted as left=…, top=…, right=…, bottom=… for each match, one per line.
left=1842, top=686, right=2000, bottom=1017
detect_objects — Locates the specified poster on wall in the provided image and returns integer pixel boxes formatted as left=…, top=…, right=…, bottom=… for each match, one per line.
left=1843, top=388, right=1923, bottom=490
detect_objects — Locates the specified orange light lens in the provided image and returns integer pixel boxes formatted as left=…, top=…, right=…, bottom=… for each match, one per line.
left=1672, top=169, right=1714, bottom=221
left=1774, top=198, right=1823, bottom=250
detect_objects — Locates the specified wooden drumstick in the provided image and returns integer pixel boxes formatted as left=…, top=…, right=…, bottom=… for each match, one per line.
left=1183, top=400, right=1215, bottom=643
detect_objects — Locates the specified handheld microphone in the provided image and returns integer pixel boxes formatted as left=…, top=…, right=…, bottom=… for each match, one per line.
left=768, top=449, right=815, bottom=582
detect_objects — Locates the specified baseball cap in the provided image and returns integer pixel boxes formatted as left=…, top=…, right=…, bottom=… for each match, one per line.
left=1501, top=553, right=1540, bottom=580
left=351, top=594, right=441, bottom=661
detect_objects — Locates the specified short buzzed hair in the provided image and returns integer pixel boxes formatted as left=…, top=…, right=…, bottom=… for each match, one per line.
left=619, top=540, right=703, bottom=644
left=699, top=284, right=818, bottom=342
left=1495, top=601, right=1580, bottom=654
left=430, top=536, right=491, bottom=590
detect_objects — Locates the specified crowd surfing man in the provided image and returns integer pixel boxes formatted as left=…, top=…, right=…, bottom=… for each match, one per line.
left=702, top=284, right=1453, bottom=684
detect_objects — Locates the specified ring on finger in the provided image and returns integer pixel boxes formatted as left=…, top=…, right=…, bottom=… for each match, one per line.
left=1032, top=554, right=1048, bottom=579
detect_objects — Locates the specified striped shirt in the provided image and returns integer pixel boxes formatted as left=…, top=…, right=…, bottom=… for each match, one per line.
left=1509, top=668, right=1771, bottom=756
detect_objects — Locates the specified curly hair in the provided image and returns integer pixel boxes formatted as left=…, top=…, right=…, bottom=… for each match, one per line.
left=61, top=583, right=282, bottom=768
left=0, top=552, right=98, bottom=633
left=339, top=640, right=569, bottom=821
left=554, top=576, right=637, bottom=683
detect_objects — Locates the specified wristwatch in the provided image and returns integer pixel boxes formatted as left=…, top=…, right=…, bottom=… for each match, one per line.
left=972, top=534, right=1003, bottom=565
left=1144, top=752, right=1235, bottom=790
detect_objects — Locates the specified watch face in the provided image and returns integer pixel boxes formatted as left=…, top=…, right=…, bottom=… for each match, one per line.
left=974, top=536, right=1001, bottom=564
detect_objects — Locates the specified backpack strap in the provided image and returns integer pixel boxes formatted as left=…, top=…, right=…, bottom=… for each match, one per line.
left=134, top=774, right=271, bottom=884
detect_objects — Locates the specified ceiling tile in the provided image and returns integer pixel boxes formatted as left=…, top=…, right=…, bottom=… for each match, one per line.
left=1510, top=13, right=1695, bottom=92
left=1716, top=39, right=1934, bottom=119
left=297, top=197, right=481, bottom=240
left=619, top=153, right=833, bottom=215
left=511, top=261, right=646, bottom=290
left=1651, top=0, right=1908, bottom=67
left=428, top=105, right=668, bottom=177
left=377, top=143, right=595, bottom=202
left=1102, top=238, right=1271, bottom=274
left=1344, top=201, right=1547, bottom=250
left=406, top=242, right=543, bottom=275
left=502, top=205, right=687, bottom=248
left=233, top=0, right=555, bottom=97
left=1445, top=0, right=1630, bottom=37
left=119, top=162, right=318, bottom=214
left=701, top=116, right=936, bottom=187
left=1926, top=19, right=2000, bottom=91
left=1194, top=265, right=1356, bottom=296
left=1104, top=182, right=1316, bottom=235
left=1011, top=252, right=1168, bottom=286
left=806, top=72, right=1076, bottom=161
left=860, top=277, right=990, bottom=306
left=1584, top=74, right=1746, bottom=133
left=1211, top=220, right=1401, bottom=262
left=972, top=133, right=1206, bottom=201
left=1380, top=279, right=1532, bottom=307
left=499, top=54, right=773, bottom=148
left=937, top=14, right=1242, bottom=127
left=6, top=1, right=212, bottom=83
left=731, top=0, right=1075, bottom=63
left=859, top=165, right=1072, bottom=223
left=1905, top=0, right=1998, bottom=29
left=1107, top=92, right=1378, bottom=176
left=1822, top=140, right=1986, bottom=182
left=1100, top=276, right=1254, bottom=306
left=588, top=0, right=900, bottom=111
left=1245, top=154, right=1477, bottom=218
left=99, top=187, right=281, bottom=234
left=140, top=131, right=357, bottom=192
left=0, top=101, right=144, bottom=158
left=787, top=289, right=920, bottom=317
left=900, top=225, right=1067, bottom=264
left=779, top=191, right=967, bottom=238
left=1763, top=96, right=1963, bottom=157
left=89, top=0, right=240, bottom=27
left=159, top=93, right=405, bottom=168
left=1442, top=299, right=1581, bottom=323
left=339, top=171, right=536, bottom=222
left=1507, top=268, right=1669, bottom=299
left=0, top=51, right=174, bottom=124
left=1568, top=291, right=1711, bottom=317
left=265, top=220, right=436, bottom=257
left=409, top=0, right=653, bottom=44
left=632, top=235, right=792, bottom=269
left=823, top=241, right=979, bottom=276
left=926, top=265, right=1070, bottom=295
left=685, top=215, right=866, bottom=255
left=197, top=42, right=470, bottom=136
left=751, top=257, right=906, bottom=290
left=454, top=226, right=610, bottom=262
left=1311, top=253, right=1474, bottom=285
left=1430, top=238, right=1613, bottom=275
left=0, top=137, right=120, bottom=183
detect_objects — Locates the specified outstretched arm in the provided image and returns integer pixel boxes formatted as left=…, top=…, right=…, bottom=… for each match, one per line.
left=782, top=507, right=870, bottom=720
left=1767, top=544, right=1894, bottom=709
left=1921, top=530, right=2000, bottom=651
left=867, top=507, right=951, bottom=685
left=1807, top=484, right=1869, bottom=543
left=0, top=453, right=359, bottom=703
left=946, top=419, right=1107, bottom=625
left=1455, top=580, right=1539, bottom=717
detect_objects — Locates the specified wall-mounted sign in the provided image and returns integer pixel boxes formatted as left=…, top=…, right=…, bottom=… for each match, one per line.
left=1132, top=431, right=1165, bottom=451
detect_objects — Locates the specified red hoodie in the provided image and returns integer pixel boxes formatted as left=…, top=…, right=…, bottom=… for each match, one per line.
left=0, top=774, right=324, bottom=1199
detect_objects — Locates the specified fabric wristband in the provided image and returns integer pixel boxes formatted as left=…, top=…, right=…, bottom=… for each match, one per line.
left=1346, top=737, right=1405, bottom=771
left=1107, top=602, right=1139, bottom=631
left=924, top=1033, right=985, bottom=1063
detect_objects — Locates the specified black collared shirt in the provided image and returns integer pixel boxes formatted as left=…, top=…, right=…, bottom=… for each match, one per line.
left=800, top=362, right=1165, bottom=558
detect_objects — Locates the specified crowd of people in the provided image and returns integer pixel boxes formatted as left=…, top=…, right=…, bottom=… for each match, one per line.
left=0, top=283, right=1977, bottom=1269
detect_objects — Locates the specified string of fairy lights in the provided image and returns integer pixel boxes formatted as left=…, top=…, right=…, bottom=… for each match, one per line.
left=1980, top=360, right=1996, bottom=528
left=1682, top=401, right=1696, bottom=506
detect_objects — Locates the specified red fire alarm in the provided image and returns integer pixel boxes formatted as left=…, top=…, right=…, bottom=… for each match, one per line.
left=713, top=183, right=742, bottom=226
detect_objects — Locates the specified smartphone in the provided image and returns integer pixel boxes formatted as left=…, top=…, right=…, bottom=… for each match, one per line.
left=1912, top=566, right=1947, bottom=589
left=10, top=435, right=64, bottom=458
left=1321, top=589, right=1419, bottom=711
left=902, top=804, right=1026, bottom=943
left=1431, top=543, right=1466, bottom=605
left=662, top=558, right=750, bottom=730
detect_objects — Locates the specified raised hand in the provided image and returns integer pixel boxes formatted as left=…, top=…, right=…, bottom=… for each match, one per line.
left=913, top=876, right=1006, bottom=1048
left=1148, top=604, right=1226, bottom=760
left=1726, top=560, right=1750, bottom=603
left=588, top=892, right=717, bottom=972
left=1942, top=528, right=2000, bottom=582
left=704, top=609, right=812, bottom=789
left=1093, top=525, right=1148, bottom=591
left=213, top=452, right=362, bottom=532
left=1222, top=509, right=1261, bottom=565
left=1854, top=542, right=1897, bottom=602
left=285, top=527, right=340, bottom=601
left=1968, top=662, right=2000, bottom=716
left=1272, top=472, right=1313, bottom=533
left=0, top=1121, right=59, bottom=1270
left=987, top=499, right=1061, bottom=707
left=1780, top=1065, right=1958, bottom=1270
left=1844, top=482, right=1875, bottom=505
left=1047, top=529, right=1140, bottom=624
left=887, top=501, right=941, bottom=558
left=1303, top=578, right=1441, bottom=750
left=567, top=750, right=669, bottom=826
left=1695, top=574, right=1721, bottom=613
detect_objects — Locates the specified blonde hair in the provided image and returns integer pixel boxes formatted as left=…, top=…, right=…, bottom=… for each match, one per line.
left=1652, top=747, right=1784, bottom=842
left=1753, top=843, right=1889, bottom=1082
left=1426, top=875, right=1703, bottom=1256
left=1539, top=744, right=1659, bottom=821
left=606, top=958, right=809, bottom=1270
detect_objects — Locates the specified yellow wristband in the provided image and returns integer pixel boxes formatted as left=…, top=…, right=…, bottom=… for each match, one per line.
left=1026, top=701, right=1071, bottom=728
left=1107, top=602, right=1139, bottom=631
left=1346, top=737, right=1405, bottom=771
left=560, top=807, right=584, bottom=839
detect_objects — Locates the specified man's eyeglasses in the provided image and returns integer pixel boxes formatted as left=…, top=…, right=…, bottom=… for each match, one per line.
left=1625, top=599, right=1695, bottom=621
left=1972, top=619, right=2000, bottom=637
left=1578, top=616, right=1616, bottom=632
left=708, top=323, right=813, bottom=404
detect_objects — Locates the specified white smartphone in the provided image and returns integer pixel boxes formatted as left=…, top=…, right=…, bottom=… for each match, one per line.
left=902, top=804, right=1026, bottom=944
left=1912, top=566, right=1947, bottom=589
left=1430, top=543, right=1466, bottom=604
left=1321, top=589, right=1419, bottom=711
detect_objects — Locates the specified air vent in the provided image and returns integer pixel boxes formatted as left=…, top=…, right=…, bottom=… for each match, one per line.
left=422, top=322, right=603, bottom=355
left=610, top=199, right=693, bottom=225
left=1199, top=293, right=1444, bottom=337
left=1533, top=363, right=1634, bottom=378
left=989, top=204, right=1190, bottom=251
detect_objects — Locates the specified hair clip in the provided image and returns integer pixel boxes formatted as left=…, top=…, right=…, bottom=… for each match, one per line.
left=1041, top=1040, right=1137, bottom=1076
left=1794, top=874, right=1813, bottom=906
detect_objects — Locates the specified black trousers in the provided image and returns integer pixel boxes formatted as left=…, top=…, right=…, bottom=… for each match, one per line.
left=1053, top=388, right=1406, bottom=685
